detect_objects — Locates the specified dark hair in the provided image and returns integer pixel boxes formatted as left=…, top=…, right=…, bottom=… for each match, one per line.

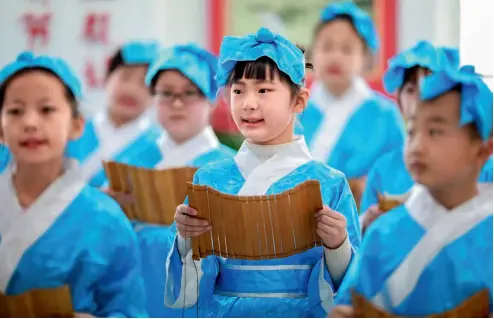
left=0, top=68, right=79, bottom=117
left=312, top=14, right=367, bottom=51
left=107, top=48, right=152, bottom=79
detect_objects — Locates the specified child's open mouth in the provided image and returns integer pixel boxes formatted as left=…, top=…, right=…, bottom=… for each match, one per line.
left=242, top=118, right=264, bottom=124
left=19, top=139, right=48, bottom=149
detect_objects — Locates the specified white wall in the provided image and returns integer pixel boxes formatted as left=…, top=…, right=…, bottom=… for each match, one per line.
left=459, top=0, right=493, bottom=80
left=397, top=0, right=460, bottom=50
left=0, top=0, right=206, bottom=115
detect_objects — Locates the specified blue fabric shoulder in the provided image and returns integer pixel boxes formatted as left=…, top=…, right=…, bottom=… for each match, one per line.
left=0, top=144, right=12, bottom=174
left=65, top=120, right=99, bottom=162
left=191, top=145, right=237, bottom=168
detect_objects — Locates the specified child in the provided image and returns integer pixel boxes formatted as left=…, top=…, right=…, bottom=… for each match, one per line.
left=300, top=1, right=405, bottom=206
left=0, top=52, right=146, bottom=317
left=135, top=43, right=235, bottom=169
left=360, top=43, right=492, bottom=233
left=163, top=27, right=361, bottom=318
left=132, top=44, right=235, bottom=317
left=331, top=65, right=493, bottom=317
left=66, top=41, right=161, bottom=187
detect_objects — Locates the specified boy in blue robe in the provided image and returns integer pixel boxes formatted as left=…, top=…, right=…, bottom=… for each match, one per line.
left=299, top=1, right=405, bottom=206
left=360, top=43, right=492, bottom=233
left=163, top=27, right=362, bottom=318
left=331, top=65, right=493, bottom=317
left=66, top=41, right=161, bottom=187
left=0, top=52, right=146, bottom=317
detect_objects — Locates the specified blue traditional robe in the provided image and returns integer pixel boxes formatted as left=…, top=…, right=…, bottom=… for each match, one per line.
left=299, top=79, right=405, bottom=180
left=335, top=184, right=493, bottom=316
left=164, top=137, right=361, bottom=317
left=66, top=111, right=161, bottom=187
left=0, top=160, right=147, bottom=317
left=132, top=126, right=235, bottom=317
left=0, top=144, right=11, bottom=174
left=361, top=149, right=493, bottom=212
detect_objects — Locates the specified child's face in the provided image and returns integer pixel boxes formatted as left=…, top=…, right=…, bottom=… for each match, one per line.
left=399, top=81, right=418, bottom=118
left=312, top=19, right=366, bottom=92
left=154, top=70, right=211, bottom=143
left=399, top=68, right=431, bottom=118
left=405, top=91, right=489, bottom=190
left=106, top=65, right=152, bottom=120
left=230, top=70, right=308, bottom=145
left=1, top=71, right=84, bottom=165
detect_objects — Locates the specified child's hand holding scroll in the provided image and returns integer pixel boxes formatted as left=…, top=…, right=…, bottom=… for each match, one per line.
left=315, top=206, right=348, bottom=249
left=175, top=204, right=212, bottom=238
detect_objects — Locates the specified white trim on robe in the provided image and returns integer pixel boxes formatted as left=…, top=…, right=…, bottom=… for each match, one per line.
left=235, top=136, right=313, bottom=196
left=81, top=111, right=152, bottom=181
left=0, top=160, right=86, bottom=292
left=309, top=78, right=372, bottom=163
left=155, top=126, right=220, bottom=169
left=372, top=184, right=493, bottom=310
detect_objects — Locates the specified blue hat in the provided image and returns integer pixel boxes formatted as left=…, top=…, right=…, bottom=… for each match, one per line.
left=0, top=51, right=83, bottom=99
left=145, top=44, right=218, bottom=102
left=120, top=41, right=160, bottom=65
left=420, top=65, right=493, bottom=141
left=320, top=1, right=379, bottom=53
left=216, top=27, right=305, bottom=88
left=383, top=41, right=459, bottom=93
left=440, top=47, right=460, bottom=67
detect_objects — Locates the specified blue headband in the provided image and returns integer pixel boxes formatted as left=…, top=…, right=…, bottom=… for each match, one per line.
left=0, top=51, right=83, bottom=99
left=145, top=44, right=218, bottom=102
left=383, top=41, right=459, bottom=93
left=120, top=41, right=160, bottom=65
left=320, top=1, right=379, bottom=53
left=420, top=65, right=493, bottom=141
left=216, top=27, right=305, bottom=88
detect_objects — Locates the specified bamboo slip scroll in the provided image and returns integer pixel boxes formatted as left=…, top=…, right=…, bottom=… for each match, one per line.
left=188, top=180, right=324, bottom=261
left=104, top=161, right=197, bottom=225
left=351, top=289, right=490, bottom=318
left=0, top=285, right=73, bottom=318
left=377, top=193, right=409, bottom=212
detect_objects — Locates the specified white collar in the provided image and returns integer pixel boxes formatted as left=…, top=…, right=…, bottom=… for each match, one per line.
left=406, top=184, right=493, bottom=229
left=156, top=126, right=220, bottom=169
left=235, top=136, right=312, bottom=180
left=93, top=111, right=151, bottom=144
left=310, top=77, right=371, bottom=111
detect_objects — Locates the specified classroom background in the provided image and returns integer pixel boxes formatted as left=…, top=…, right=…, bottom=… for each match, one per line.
left=0, top=0, right=490, bottom=149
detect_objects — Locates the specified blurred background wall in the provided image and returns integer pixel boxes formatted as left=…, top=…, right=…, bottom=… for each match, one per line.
left=0, top=0, right=490, bottom=145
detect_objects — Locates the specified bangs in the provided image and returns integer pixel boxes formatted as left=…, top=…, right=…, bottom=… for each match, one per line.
left=226, top=57, right=290, bottom=85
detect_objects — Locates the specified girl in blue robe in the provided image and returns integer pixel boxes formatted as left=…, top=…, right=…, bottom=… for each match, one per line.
left=163, top=27, right=362, bottom=318
left=331, top=66, right=493, bottom=317
left=66, top=41, right=161, bottom=187
left=0, top=52, right=146, bottom=317
left=130, top=44, right=235, bottom=317
left=360, top=42, right=493, bottom=233
left=298, top=1, right=406, bottom=207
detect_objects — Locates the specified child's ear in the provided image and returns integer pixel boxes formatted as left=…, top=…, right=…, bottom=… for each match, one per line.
left=478, top=136, right=493, bottom=163
left=69, top=115, right=85, bottom=140
left=293, top=88, right=310, bottom=114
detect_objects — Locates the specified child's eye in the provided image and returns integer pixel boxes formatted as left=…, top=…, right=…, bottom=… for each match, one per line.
left=232, top=89, right=242, bottom=95
left=429, top=129, right=443, bottom=136
left=6, top=108, right=21, bottom=116
left=259, top=88, right=271, bottom=94
left=41, top=106, right=56, bottom=114
left=407, top=128, right=415, bottom=137
left=184, top=91, right=199, bottom=97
